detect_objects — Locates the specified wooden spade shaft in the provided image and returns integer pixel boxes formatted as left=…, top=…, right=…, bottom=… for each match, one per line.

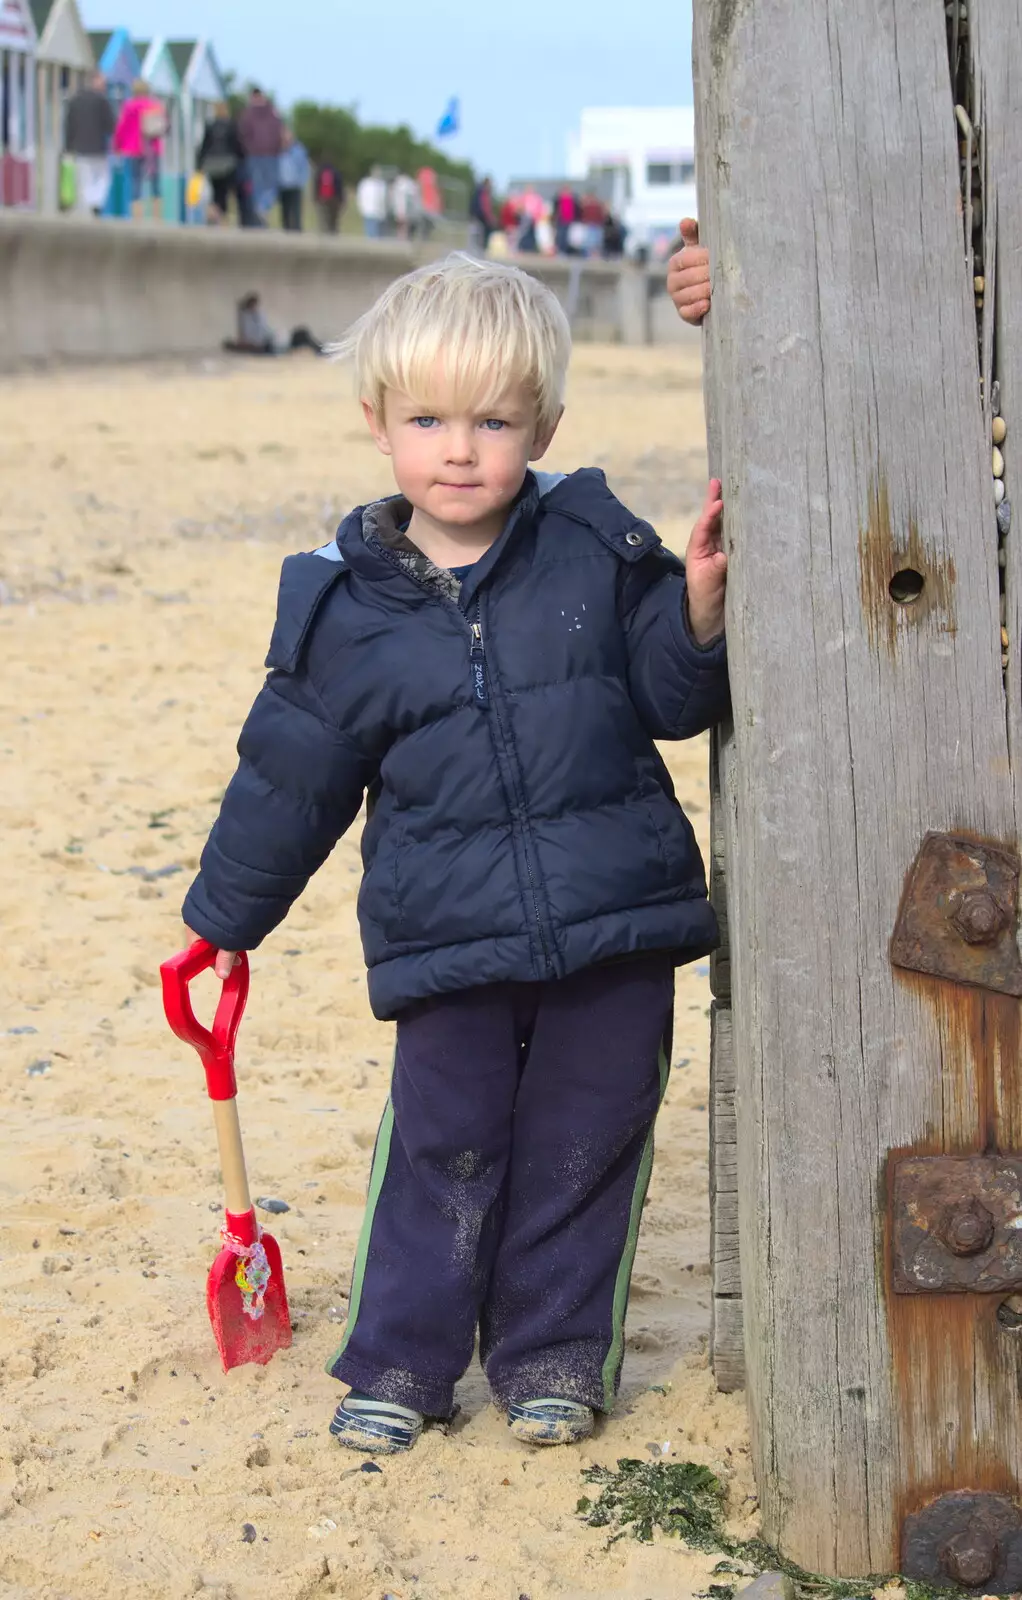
left=211, top=1097, right=252, bottom=1216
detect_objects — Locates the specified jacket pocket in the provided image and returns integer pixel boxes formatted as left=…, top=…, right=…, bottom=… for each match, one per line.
left=642, top=788, right=702, bottom=887
left=358, top=819, right=407, bottom=945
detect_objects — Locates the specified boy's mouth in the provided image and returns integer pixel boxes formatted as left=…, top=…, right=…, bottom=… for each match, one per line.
left=438, top=482, right=482, bottom=491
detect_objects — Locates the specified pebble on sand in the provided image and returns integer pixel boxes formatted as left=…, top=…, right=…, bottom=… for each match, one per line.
left=240, top=1524, right=257, bottom=1544
left=739, top=1573, right=795, bottom=1600
left=255, top=1197, right=290, bottom=1214
left=993, top=446, right=1005, bottom=479
left=993, top=414, right=1007, bottom=445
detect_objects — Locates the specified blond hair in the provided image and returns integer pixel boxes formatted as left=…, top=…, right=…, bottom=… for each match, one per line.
left=335, top=253, right=571, bottom=433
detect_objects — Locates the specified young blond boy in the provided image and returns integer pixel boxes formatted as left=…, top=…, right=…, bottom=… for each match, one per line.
left=181, top=254, right=729, bottom=1454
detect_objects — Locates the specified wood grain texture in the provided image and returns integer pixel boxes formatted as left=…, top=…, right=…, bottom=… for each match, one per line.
left=694, top=0, right=1021, bottom=1573
left=710, top=1005, right=743, bottom=1316
left=711, top=1293, right=746, bottom=1396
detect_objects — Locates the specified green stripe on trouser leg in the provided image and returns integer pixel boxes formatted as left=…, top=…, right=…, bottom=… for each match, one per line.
left=325, top=1096, right=395, bottom=1376
left=600, top=1040, right=671, bottom=1410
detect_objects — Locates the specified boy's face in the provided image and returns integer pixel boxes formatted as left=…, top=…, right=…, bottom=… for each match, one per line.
left=364, top=380, right=559, bottom=533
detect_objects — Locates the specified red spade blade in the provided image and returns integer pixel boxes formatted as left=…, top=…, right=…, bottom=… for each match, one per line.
left=206, top=1229, right=292, bottom=1372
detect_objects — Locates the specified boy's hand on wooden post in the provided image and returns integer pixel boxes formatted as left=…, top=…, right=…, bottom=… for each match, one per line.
left=684, top=479, right=727, bottom=645
left=667, top=218, right=711, bottom=325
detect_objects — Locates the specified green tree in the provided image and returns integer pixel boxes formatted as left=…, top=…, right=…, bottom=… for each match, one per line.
left=291, top=100, right=475, bottom=213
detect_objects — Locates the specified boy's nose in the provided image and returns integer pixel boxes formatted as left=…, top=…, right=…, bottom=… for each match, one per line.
left=445, top=428, right=477, bottom=464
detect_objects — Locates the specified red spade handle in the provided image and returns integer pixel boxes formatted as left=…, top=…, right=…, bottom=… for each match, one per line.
left=160, top=939, right=250, bottom=1100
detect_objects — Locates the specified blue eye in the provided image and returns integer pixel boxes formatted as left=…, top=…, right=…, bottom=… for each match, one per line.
left=412, top=416, right=438, bottom=429
left=482, top=419, right=506, bottom=431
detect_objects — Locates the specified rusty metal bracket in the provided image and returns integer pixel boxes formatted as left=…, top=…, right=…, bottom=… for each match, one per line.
left=902, top=1491, right=1022, bottom=1591
left=891, top=832, right=1022, bottom=996
left=892, top=1155, right=1022, bottom=1293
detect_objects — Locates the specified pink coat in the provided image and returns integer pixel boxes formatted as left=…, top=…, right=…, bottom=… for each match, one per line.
left=113, top=97, right=164, bottom=158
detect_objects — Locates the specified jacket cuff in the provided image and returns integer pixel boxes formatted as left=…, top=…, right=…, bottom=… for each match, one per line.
left=181, top=886, right=256, bottom=953
left=678, top=593, right=728, bottom=665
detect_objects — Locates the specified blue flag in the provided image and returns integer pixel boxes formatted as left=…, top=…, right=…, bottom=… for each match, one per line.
left=436, top=97, right=460, bottom=139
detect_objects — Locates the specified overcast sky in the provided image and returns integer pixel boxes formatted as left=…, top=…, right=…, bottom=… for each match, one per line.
left=84, top=0, right=695, bottom=182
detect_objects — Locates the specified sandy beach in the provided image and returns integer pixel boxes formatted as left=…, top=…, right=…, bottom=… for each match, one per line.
left=0, top=341, right=753, bottom=1600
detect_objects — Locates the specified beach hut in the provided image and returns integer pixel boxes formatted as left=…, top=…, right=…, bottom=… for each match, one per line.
left=166, top=38, right=225, bottom=194
left=1, top=0, right=37, bottom=208
left=86, top=26, right=136, bottom=95
left=30, top=0, right=93, bottom=213
left=134, top=37, right=182, bottom=219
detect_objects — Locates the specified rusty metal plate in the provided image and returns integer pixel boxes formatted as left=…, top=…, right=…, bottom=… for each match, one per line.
left=902, top=1491, right=1022, bottom=1591
left=891, top=832, right=1022, bottom=997
left=892, top=1155, right=1022, bottom=1293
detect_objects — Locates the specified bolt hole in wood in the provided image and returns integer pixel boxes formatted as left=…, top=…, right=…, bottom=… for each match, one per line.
left=997, top=1294, right=1022, bottom=1332
left=889, top=568, right=926, bottom=605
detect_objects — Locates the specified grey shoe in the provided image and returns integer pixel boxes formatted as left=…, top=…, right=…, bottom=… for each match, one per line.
left=508, top=1397, right=595, bottom=1445
left=329, top=1389, right=424, bottom=1454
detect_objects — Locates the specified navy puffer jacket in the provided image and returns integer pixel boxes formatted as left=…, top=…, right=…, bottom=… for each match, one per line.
left=183, top=469, right=730, bottom=1019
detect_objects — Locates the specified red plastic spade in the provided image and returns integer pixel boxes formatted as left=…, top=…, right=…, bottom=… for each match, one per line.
left=160, top=939, right=292, bottom=1371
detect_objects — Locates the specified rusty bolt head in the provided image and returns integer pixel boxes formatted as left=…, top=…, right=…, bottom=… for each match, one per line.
left=941, top=1527, right=998, bottom=1587
left=942, top=1197, right=996, bottom=1257
left=950, top=888, right=1010, bottom=945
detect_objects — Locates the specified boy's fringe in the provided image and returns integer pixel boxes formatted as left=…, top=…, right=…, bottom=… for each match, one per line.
left=330, top=252, right=572, bottom=431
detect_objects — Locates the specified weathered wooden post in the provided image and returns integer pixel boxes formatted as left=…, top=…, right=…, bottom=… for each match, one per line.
left=695, top=0, right=1022, bottom=1581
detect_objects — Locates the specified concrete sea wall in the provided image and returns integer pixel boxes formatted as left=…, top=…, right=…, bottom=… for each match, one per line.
left=0, top=214, right=692, bottom=370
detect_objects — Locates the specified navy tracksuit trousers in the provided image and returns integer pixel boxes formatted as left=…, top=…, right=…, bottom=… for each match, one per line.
left=327, top=956, right=674, bottom=1418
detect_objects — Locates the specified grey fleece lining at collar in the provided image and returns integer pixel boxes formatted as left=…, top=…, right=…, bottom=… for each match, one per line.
left=313, top=471, right=569, bottom=583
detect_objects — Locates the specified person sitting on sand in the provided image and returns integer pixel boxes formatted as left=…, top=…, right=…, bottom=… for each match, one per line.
left=222, top=293, right=325, bottom=356
left=179, top=253, right=729, bottom=1457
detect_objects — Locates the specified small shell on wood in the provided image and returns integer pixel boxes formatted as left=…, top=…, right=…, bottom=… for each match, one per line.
left=1002, top=626, right=1010, bottom=649
left=994, top=446, right=1005, bottom=478
left=976, top=275, right=986, bottom=294
left=993, top=415, right=1007, bottom=445
left=999, top=547, right=1007, bottom=568
left=995, top=478, right=1005, bottom=505
left=993, top=379, right=1001, bottom=415
left=998, top=499, right=1012, bottom=536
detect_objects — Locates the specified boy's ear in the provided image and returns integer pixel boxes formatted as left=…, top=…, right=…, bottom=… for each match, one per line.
left=362, top=399, right=392, bottom=456
left=529, top=405, right=564, bottom=463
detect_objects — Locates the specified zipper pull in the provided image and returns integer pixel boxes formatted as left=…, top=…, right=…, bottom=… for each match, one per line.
left=470, top=621, right=489, bottom=706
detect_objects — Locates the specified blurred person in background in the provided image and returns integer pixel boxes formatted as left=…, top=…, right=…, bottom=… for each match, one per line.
left=417, top=166, right=441, bottom=238
left=468, top=175, right=496, bottom=253
left=315, top=159, right=346, bottom=233
left=197, top=102, right=244, bottom=223
left=390, top=171, right=421, bottom=240
left=602, top=212, right=627, bottom=259
left=580, top=191, right=606, bottom=256
left=553, top=186, right=580, bottom=254
left=63, top=70, right=115, bottom=215
left=223, top=292, right=326, bottom=356
left=113, top=79, right=166, bottom=221
left=356, top=165, right=388, bottom=238
left=278, top=127, right=311, bottom=231
left=499, top=191, right=520, bottom=246
left=239, top=86, right=284, bottom=223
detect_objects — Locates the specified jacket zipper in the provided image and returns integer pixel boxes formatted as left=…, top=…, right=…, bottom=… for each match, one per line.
left=469, top=611, right=489, bottom=706
left=471, top=597, right=554, bottom=977
left=370, top=532, right=555, bottom=978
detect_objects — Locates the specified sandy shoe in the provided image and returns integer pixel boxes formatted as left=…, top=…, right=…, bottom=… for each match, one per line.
left=507, top=1397, right=595, bottom=1445
left=329, top=1389, right=424, bottom=1454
